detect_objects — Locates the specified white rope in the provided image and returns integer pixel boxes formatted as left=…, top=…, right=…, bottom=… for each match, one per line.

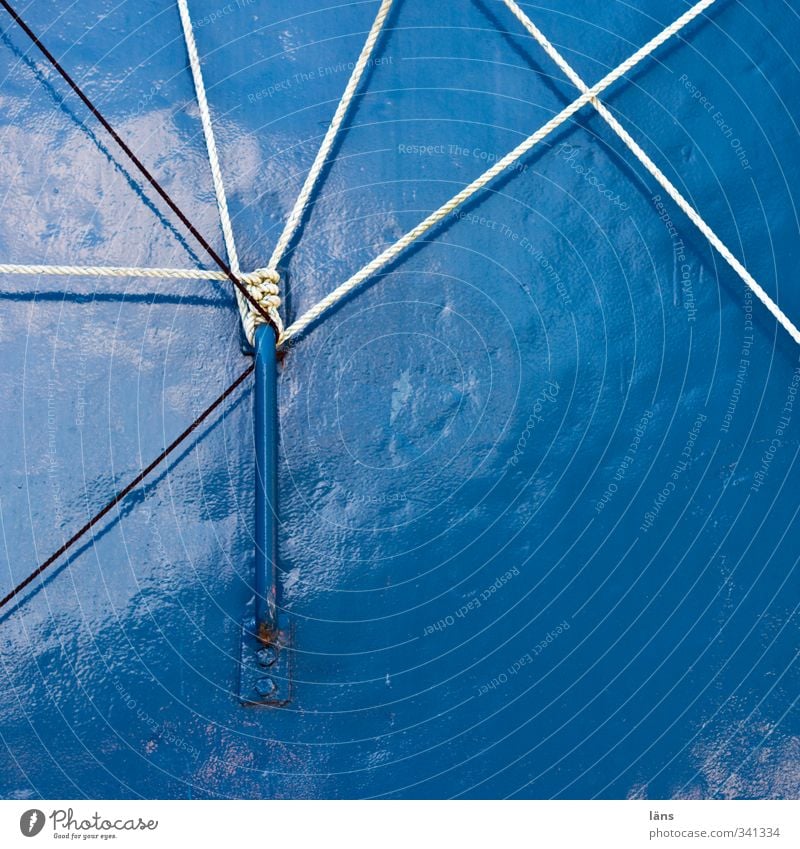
left=0, top=263, right=232, bottom=281
left=177, top=0, right=282, bottom=342
left=279, top=0, right=716, bottom=345
left=501, top=0, right=800, bottom=347
left=0, top=264, right=282, bottom=318
left=266, top=0, right=395, bottom=273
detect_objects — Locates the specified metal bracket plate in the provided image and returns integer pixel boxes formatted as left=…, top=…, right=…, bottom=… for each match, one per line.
left=238, top=613, right=293, bottom=707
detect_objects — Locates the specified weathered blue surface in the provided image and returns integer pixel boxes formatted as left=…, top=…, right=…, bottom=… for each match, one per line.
left=0, top=0, right=798, bottom=798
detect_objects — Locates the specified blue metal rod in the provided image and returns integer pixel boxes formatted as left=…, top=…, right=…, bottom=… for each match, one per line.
left=254, top=323, right=278, bottom=636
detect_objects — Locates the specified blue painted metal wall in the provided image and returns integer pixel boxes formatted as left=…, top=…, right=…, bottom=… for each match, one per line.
left=0, top=0, right=798, bottom=798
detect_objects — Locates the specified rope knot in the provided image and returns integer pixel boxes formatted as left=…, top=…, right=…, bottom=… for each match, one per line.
left=241, top=266, right=281, bottom=311
left=240, top=266, right=284, bottom=344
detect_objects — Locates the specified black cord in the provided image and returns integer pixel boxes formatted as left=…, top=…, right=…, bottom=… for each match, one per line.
left=0, top=363, right=255, bottom=612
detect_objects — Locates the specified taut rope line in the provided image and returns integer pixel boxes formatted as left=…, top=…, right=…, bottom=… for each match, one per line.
left=0, top=263, right=234, bottom=281
left=266, top=0, right=395, bottom=272
left=177, top=0, right=262, bottom=338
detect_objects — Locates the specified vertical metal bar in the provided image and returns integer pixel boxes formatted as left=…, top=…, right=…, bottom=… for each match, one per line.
left=239, top=323, right=292, bottom=706
left=254, top=322, right=278, bottom=636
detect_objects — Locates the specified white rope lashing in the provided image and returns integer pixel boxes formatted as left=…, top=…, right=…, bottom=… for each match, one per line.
left=2, top=0, right=796, bottom=353
left=500, top=0, right=800, bottom=347
left=278, top=0, right=720, bottom=344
